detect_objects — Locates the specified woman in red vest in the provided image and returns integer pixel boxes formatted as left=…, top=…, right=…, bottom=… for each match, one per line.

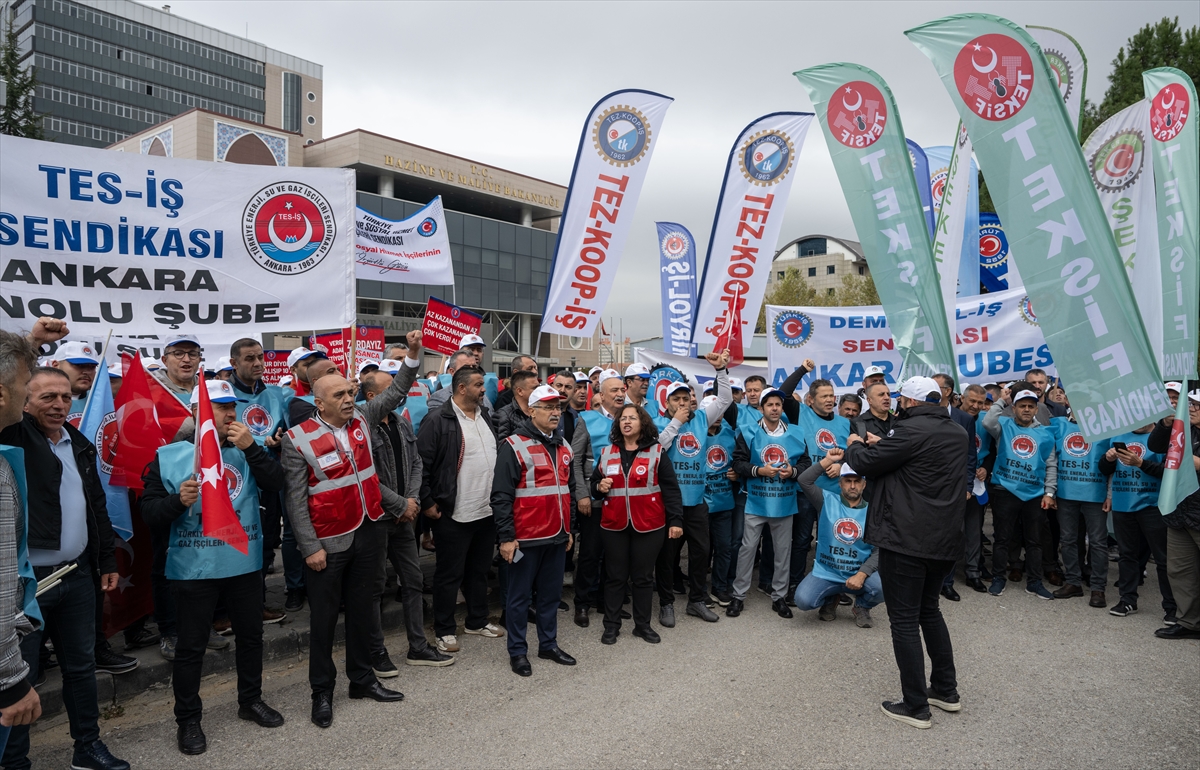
left=591, top=404, right=683, bottom=644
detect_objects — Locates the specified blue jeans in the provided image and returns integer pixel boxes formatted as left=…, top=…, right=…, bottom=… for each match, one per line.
left=708, top=508, right=733, bottom=593
left=795, top=571, right=884, bottom=610
left=3, top=567, right=100, bottom=768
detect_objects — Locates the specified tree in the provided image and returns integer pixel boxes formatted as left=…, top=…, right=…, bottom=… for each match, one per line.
left=1080, top=17, right=1200, bottom=141
left=834, top=273, right=880, bottom=306
left=0, top=16, right=42, bottom=139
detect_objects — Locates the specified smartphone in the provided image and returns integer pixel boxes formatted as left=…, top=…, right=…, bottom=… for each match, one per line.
left=512, top=548, right=524, bottom=564
left=1112, top=441, right=1127, bottom=451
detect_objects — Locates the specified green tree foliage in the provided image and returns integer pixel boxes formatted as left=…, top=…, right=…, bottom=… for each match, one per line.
left=755, top=269, right=882, bottom=331
left=0, top=16, right=42, bottom=139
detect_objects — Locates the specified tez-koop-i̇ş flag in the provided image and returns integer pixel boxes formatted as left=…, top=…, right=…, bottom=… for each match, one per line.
left=78, top=367, right=133, bottom=540
left=194, top=378, right=248, bottom=554
left=906, top=13, right=1171, bottom=441
left=542, top=90, right=674, bottom=336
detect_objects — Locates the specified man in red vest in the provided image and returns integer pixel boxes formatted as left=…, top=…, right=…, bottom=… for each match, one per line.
left=282, top=331, right=422, bottom=729
left=493, top=384, right=578, bottom=677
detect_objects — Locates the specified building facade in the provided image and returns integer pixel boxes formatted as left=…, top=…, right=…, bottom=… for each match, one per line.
left=768, top=235, right=871, bottom=297
left=7, top=0, right=321, bottom=148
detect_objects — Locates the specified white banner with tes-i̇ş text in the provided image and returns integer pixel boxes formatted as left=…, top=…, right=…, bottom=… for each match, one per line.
left=0, top=135, right=355, bottom=337
left=355, top=197, right=454, bottom=285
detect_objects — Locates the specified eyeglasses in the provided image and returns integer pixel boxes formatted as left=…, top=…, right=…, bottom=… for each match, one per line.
left=1189, top=401, right=1200, bottom=411
left=533, top=405, right=563, bottom=413
left=166, top=349, right=202, bottom=360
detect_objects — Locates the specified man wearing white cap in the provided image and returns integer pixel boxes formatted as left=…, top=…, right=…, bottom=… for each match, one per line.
left=981, top=386, right=1058, bottom=601
left=493, top=384, right=578, bottom=676
left=844, top=376, right=970, bottom=729
left=795, top=448, right=881, bottom=627
left=153, top=334, right=203, bottom=406
left=588, top=366, right=604, bottom=388
left=213, top=357, right=235, bottom=382
left=459, top=334, right=486, bottom=366
left=653, top=351, right=731, bottom=626
left=49, top=341, right=100, bottom=428
left=861, top=365, right=888, bottom=393
left=570, top=369, right=627, bottom=627
left=623, top=363, right=651, bottom=408
left=140, top=380, right=286, bottom=755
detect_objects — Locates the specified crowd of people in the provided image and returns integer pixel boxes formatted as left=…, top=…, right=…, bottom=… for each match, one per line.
left=0, top=317, right=1196, bottom=764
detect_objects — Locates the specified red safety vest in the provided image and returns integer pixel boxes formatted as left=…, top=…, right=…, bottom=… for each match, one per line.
left=507, top=434, right=572, bottom=541
left=598, top=443, right=666, bottom=532
left=286, top=415, right=384, bottom=539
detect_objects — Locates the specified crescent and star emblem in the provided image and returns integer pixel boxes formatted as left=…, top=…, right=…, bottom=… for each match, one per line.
left=842, top=86, right=862, bottom=111
left=268, top=212, right=313, bottom=253
left=971, top=43, right=998, bottom=73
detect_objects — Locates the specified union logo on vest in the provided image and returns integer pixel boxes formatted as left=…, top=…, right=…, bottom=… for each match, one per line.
left=243, top=404, right=274, bottom=437
left=760, top=444, right=788, bottom=466
left=833, top=517, right=861, bottom=545
left=676, top=432, right=701, bottom=458
left=815, top=428, right=838, bottom=453
left=1010, top=434, right=1037, bottom=459
left=1063, top=432, right=1091, bottom=457
left=223, top=463, right=244, bottom=501
left=706, top=445, right=729, bottom=471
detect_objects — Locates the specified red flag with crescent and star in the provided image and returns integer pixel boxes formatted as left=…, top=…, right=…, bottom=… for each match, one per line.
left=194, top=380, right=248, bottom=554
left=712, top=284, right=744, bottom=367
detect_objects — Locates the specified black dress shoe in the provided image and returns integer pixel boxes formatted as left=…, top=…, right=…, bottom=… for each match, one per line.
left=772, top=598, right=793, bottom=618
left=1155, top=623, right=1200, bottom=640
left=237, top=699, right=284, bottom=728
left=632, top=625, right=661, bottom=644
left=574, top=606, right=590, bottom=628
left=538, top=646, right=577, bottom=665
left=725, top=598, right=743, bottom=617
left=941, top=584, right=961, bottom=602
left=311, top=691, right=333, bottom=728
left=176, top=721, right=206, bottom=755
left=965, top=577, right=987, bottom=593
left=348, top=680, right=405, bottom=702
left=601, top=627, right=619, bottom=645
left=510, top=654, right=532, bottom=676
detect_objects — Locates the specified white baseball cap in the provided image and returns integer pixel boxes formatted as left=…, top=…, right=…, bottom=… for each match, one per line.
left=287, top=347, right=326, bottom=368
left=190, top=379, right=243, bottom=405
left=702, top=380, right=715, bottom=393
left=215, top=356, right=234, bottom=373
left=664, top=381, right=691, bottom=399
left=279, top=374, right=294, bottom=387
left=729, top=376, right=744, bottom=391
left=588, top=366, right=604, bottom=377
left=759, top=387, right=786, bottom=405
left=1165, top=382, right=1183, bottom=393
left=700, top=395, right=718, bottom=410
left=1188, top=389, right=1200, bottom=404
left=163, top=333, right=201, bottom=349
left=863, top=366, right=886, bottom=378
left=459, top=333, right=486, bottom=348
left=624, top=363, right=651, bottom=379
left=51, top=341, right=100, bottom=365
left=378, top=359, right=403, bottom=375
left=597, top=369, right=623, bottom=385
left=357, top=359, right=382, bottom=377
left=1013, top=389, right=1040, bottom=403
left=899, top=376, right=941, bottom=403
left=840, top=463, right=862, bottom=477
left=573, top=371, right=590, bottom=384
left=143, top=356, right=163, bottom=371
left=107, top=362, right=123, bottom=378
left=528, top=384, right=566, bottom=405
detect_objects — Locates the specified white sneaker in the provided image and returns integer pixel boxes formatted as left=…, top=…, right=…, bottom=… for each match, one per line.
left=464, top=623, right=505, bottom=638
left=436, top=634, right=460, bottom=652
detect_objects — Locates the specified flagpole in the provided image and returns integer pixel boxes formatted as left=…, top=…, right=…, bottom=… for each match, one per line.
left=80, top=329, right=113, bottom=421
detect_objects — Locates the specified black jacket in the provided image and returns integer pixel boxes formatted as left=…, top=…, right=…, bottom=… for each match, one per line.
left=417, top=397, right=496, bottom=517
left=949, top=406, right=979, bottom=489
left=368, top=412, right=422, bottom=519
left=491, top=422, right=577, bottom=547
left=494, top=387, right=516, bottom=413
left=0, top=416, right=117, bottom=575
left=852, top=410, right=895, bottom=441
left=289, top=397, right=317, bottom=427
left=140, top=441, right=285, bottom=533
left=493, top=401, right=530, bottom=445
left=1148, top=419, right=1200, bottom=530
left=843, top=403, right=969, bottom=562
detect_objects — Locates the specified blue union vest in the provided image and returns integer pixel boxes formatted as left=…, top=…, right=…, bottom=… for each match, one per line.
left=975, top=412, right=993, bottom=463
left=156, top=442, right=263, bottom=581
left=654, top=412, right=709, bottom=507
left=796, top=405, right=851, bottom=493
left=1051, top=417, right=1109, bottom=503
left=704, top=422, right=738, bottom=512
left=812, top=490, right=872, bottom=583
left=993, top=416, right=1055, bottom=501
left=1108, top=431, right=1163, bottom=512
left=580, top=410, right=615, bottom=485
left=739, top=421, right=806, bottom=518
left=235, top=383, right=291, bottom=445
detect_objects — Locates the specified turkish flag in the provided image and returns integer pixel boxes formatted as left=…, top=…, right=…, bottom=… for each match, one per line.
left=712, top=285, right=745, bottom=367
left=145, top=371, right=192, bottom=441
left=195, top=380, right=248, bottom=554
left=110, top=354, right=167, bottom=491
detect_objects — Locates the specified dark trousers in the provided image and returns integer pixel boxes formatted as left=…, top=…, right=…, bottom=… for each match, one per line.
left=280, top=513, right=305, bottom=592
left=306, top=521, right=385, bottom=693
left=573, top=503, right=604, bottom=610
left=655, top=502, right=710, bottom=605
left=726, top=493, right=746, bottom=587
left=601, top=526, right=664, bottom=631
left=990, top=486, right=1045, bottom=584
left=3, top=568, right=99, bottom=768
left=371, top=517, right=430, bottom=655
left=151, top=525, right=177, bottom=638
left=1057, top=498, right=1108, bottom=590
left=963, top=495, right=986, bottom=579
left=1113, top=507, right=1177, bottom=613
left=760, top=493, right=814, bottom=589
left=708, top=508, right=734, bottom=593
left=878, top=548, right=957, bottom=713
left=260, top=490, right=282, bottom=572
left=432, top=514, right=496, bottom=637
left=505, top=541, right=566, bottom=657
left=170, top=570, right=263, bottom=724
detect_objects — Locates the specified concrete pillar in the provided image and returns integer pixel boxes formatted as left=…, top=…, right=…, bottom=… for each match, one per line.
left=519, top=206, right=533, bottom=227
left=520, top=313, right=533, bottom=355
left=379, top=174, right=394, bottom=198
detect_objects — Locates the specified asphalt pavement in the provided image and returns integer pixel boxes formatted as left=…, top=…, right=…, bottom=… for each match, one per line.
left=26, top=563, right=1200, bottom=769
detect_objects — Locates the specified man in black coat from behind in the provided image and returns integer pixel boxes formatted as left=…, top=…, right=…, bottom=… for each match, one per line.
left=844, top=376, right=969, bottom=731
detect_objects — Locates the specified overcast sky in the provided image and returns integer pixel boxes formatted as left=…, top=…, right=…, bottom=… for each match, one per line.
left=159, top=0, right=1199, bottom=339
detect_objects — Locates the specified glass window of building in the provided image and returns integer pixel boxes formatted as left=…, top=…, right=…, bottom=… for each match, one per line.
left=827, top=265, right=836, bottom=275
left=807, top=267, right=816, bottom=277
left=283, top=72, right=302, bottom=132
